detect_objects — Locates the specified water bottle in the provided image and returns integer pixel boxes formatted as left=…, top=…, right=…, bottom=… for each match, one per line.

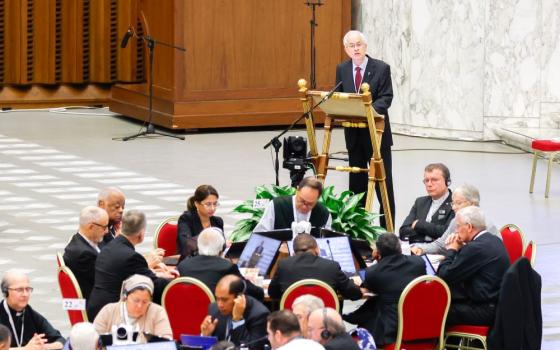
left=400, top=237, right=411, bottom=255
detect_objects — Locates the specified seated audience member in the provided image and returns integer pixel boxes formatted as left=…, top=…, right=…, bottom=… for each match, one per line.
left=177, top=228, right=264, bottom=301
left=0, top=324, right=11, bottom=350
left=399, top=163, right=454, bottom=243
left=0, top=270, right=65, bottom=349
left=267, top=310, right=324, bottom=349
left=87, top=210, right=173, bottom=320
left=178, top=185, right=224, bottom=258
left=291, top=295, right=324, bottom=337
left=411, top=184, right=498, bottom=256
left=308, top=308, right=360, bottom=350
left=68, top=322, right=100, bottom=350
left=63, top=206, right=109, bottom=301
left=438, top=206, right=509, bottom=326
left=254, top=177, right=331, bottom=233
left=268, top=234, right=361, bottom=301
left=97, top=187, right=126, bottom=244
left=94, top=275, right=172, bottom=343
left=343, top=233, right=425, bottom=346
left=201, top=275, right=269, bottom=349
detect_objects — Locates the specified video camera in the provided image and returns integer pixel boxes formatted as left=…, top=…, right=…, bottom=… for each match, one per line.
left=282, top=136, right=312, bottom=187
left=111, top=324, right=136, bottom=345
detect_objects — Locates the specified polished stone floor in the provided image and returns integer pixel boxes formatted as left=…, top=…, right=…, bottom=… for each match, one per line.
left=0, top=108, right=558, bottom=348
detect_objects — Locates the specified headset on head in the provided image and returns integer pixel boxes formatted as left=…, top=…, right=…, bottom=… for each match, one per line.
left=1, top=280, right=8, bottom=298
left=320, top=308, right=332, bottom=340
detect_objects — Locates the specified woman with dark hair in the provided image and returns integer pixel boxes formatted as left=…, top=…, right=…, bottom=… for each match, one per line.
left=177, top=185, right=224, bottom=258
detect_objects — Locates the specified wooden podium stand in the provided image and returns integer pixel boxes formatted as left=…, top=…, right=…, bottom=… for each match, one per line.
left=298, top=79, right=394, bottom=233
left=110, top=0, right=351, bottom=129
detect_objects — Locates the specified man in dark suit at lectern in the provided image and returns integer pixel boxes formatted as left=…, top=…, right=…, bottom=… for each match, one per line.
left=335, top=30, right=395, bottom=229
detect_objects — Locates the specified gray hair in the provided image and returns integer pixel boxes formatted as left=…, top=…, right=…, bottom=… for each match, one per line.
left=453, top=184, right=480, bottom=206
left=343, top=30, right=367, bottom=47
left=197, top=228, right=225, bottom=256
left=292, top=294, right=325, bottom=316
left=457, top=206, right=486, bottom=231
left=121, top=210, right=146, bottom=237
left=97, top=187, right=124, bottom=202
left=1, top=269, right=29, bottom=295
left=79, top=206, right=107, bottom=226
left=69, top=322, right=99, bottom=350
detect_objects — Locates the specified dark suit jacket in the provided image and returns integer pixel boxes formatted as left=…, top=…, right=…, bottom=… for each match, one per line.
left=399, top=190, right=454, bottom=243
left=488, top=258, right=542, bottom=350
left=177, top=255, right=264, bottom=301
left=359, top=254, right=426, bottom=346
left=177, top=209, right=224, bottom=257
left=438, top=232, right=510, bottom=304
left=63, top=232, right=99, bottom=300
left=335, top=56, right=393, bottom=151
left=325, top=333, right=361, bottom=350
left=87, top=235, right=168, bottom=320
left=208, top=295, right=269, bottom=349
left=268, top=253, right=362, bottom=301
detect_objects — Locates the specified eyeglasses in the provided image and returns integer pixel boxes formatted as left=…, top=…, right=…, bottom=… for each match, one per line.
left=452, top=200, right=468, bottom=207
left=201, top=201, right=220, bottom=209
left=346, top=42, right=364, bottom=49
left=8, top=287, right=33, bottom=294
left=92, top=222, right=109, bottom=229
left=296, top=196, right=317, bottom=208
left=423, top=177, right=443, bottom=184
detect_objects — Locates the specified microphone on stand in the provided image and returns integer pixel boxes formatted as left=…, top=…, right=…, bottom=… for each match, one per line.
left=238, top=335, right=269, bottom=349
left=326, top=239, right=335, bottom=261
left=120, top=27, right=134, bottom=48
left=323, top=81, right=343, bottom=101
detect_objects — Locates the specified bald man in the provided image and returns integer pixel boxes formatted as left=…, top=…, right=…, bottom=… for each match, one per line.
left=97, top=187, right=125, bottom=244
left=0, top=270, right=65, bottom=349
left=307, top=308, right=359, bottom=350
left=63, top=206, right=109, bottom=300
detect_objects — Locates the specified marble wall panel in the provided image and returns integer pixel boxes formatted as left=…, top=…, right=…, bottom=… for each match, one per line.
left=541, top=0, right=560, bottom=102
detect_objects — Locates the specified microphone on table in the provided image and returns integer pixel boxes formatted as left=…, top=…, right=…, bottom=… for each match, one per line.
left=120, top=27, right=134, bottom=48
left=238, top=335, right=269, bottom=349
left=326, top=239, right=335, bottom=261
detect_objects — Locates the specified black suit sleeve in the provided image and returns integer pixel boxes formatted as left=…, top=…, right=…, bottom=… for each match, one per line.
left=399, top=199, right=420, bottom=239
left=334, top=266, right=362, bottom=300
left=32, top=309, right=66, bottom=345
left=414, top=214, right=453, bottom=239
left=438, top=245, right=485, bottom=285
left=177, top=212, right=193, bottom=255
left=230, top=265, right=265, bottom=301
left=230, top=303, right=269, bottom=349
left=372, top=63, right=393, bottom=116
left=267, top=262, right=283, bottom=299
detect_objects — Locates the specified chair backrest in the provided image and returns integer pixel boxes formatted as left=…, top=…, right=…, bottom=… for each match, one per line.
left=56, top=252, right=66, bottom=267
left=154, top=217, right=179, bottom=257
left=57, top=266, right=88, bottom=325
left=499, top=224, right=526, bottom=264
left=523, top=240, right=537, bottom=267
left=279, top=279, right=340, bottom=312
left=394, top=275, right=450, bottom=349
left=162, top=277, right=215, bottom=340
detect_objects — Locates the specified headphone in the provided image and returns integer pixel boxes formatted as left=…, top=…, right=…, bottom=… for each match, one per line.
left=320, top=308, right=332, bottom=340
left=1, top=280, right=8, bottom=297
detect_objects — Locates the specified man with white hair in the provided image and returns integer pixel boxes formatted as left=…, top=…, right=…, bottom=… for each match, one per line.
left=0, top=270, right=65, bottom=349
left=291, top=294, right=324, bottom=337
left=177, top=228, right=264, bottom=300
left=335, top=30, right=395, bottom=227
left=63, top=206, right=109, bottom=300
left=307, top=308, right=359, bottom=350
left=438, top=206, right=510, bottom=326
left=68, top=322, right=100, bottom=350
left=97, top=187, right=125, bottom=244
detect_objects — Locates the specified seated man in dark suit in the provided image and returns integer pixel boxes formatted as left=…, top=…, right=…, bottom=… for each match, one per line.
left=268, top=234, right=362, bottom=301
left=177, top=227, right=264, bottom=301
left=87, top=210, right=174, bottom=320
left=97, top=187, right=125, bottom=244
left=63, top=206, right=109, bottom=301
left=307, top=308, right=360, bottom=350
left=438, top=206, right=510, bottom=326
left=399, top=163, right=455, bottom=243
left=254, top=177, right=331, bottom=233
left=343, top=233, right=425, bottom=346
left=201, top=275, right=269, bottom=349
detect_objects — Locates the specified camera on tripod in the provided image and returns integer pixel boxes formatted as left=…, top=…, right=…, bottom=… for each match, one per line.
left=283, top=136, right=312, bottom=187
left=111, top=324, right=136, bottom=345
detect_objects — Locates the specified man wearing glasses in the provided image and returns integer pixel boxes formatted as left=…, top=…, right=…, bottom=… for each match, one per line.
left=335, top=30, right=395, bottom=229
left=63, top=206, right=109, bottom=301
left=254, top=177, right=331, bottom=233
left=399, top=163, right=455, bottom=243
left=0, top=270, right=65, bottom=349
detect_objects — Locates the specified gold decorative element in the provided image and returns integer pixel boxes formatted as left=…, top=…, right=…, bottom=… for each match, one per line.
left=298, top=79, right=308, bottom=91
left=331, top=92, right=350, bottom=99
left=341, top=121, right=368, bottom=128
left=331, top=166, right=366, bottom=173
left=360, top=82, right=370, bottom=94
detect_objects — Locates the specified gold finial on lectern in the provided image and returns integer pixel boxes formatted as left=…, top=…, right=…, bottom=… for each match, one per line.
left=298, top=79, right=308, bottom=89
left=360, top=82, right=370, bottom=94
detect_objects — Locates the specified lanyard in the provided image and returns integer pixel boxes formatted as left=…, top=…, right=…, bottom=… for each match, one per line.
left=3, top=301, right=24, bottom=347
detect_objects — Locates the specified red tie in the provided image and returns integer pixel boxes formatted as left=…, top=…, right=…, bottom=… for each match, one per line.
left=355, top=67, right=362, bottom=93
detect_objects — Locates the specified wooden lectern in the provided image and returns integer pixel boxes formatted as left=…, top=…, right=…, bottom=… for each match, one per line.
left=298, top=79, right=394, bottom=233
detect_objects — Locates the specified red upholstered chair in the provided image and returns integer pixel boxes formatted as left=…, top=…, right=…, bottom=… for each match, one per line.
left=524, top=240, right=537, bottom=267
left=57, top=266, right=88, bottom=325
left=279, top=279, right=340, bottom=312
left=153, top=217, right=179, bottom=257
left=162, top=277, right=215, bottom=340
left=499, top=224, right=525, bottom=265
left=56, top=252, right=65, bottom=267
left=529, top=139, right=560, bottom=198
left=444, top=325, right=489, bottom=350
left=384, top=275, right=450, bottom=350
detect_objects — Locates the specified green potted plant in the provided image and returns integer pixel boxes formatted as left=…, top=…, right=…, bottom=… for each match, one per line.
left=229, top=184, right=385, bottom=243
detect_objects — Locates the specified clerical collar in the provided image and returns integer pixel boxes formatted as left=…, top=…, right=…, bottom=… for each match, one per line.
left=4, top=301, right=25, bottom=317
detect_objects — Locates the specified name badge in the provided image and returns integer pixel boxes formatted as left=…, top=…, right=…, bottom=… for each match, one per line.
left=62, top=298, right=86, bottom=311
